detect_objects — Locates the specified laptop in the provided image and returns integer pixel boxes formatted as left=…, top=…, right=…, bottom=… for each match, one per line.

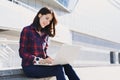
left=35, top=44, right=81, bottom=65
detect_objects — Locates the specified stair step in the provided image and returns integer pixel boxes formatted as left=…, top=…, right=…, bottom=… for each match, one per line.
left=0, top=68, right=56, bottom=80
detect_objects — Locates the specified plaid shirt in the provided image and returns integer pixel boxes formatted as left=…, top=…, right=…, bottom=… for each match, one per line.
left=19, top=25, right=49, bottom=67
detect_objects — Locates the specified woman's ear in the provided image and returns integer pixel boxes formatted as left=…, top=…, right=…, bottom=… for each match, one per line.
left=38, top=14, right=42, bottom=18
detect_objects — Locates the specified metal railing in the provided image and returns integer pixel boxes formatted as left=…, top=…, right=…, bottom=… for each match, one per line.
left=0, top=38, right=21, bottom=69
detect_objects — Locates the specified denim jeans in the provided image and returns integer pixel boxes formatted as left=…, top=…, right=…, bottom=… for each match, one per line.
left=23, top=64, right=80, bottom=80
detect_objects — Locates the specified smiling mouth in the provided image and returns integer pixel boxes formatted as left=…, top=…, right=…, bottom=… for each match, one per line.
left=41, top=24, right=46, bottom=28
left=42, top=23, right=46, bottom=26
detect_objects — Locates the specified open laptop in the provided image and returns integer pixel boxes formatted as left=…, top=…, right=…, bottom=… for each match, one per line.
left=35, top=44, right=81, bottom=65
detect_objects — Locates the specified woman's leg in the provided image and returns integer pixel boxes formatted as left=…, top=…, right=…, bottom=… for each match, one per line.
left=63, top=64, right=80, bottom=80
left=23, top=65, right=66, bottom=80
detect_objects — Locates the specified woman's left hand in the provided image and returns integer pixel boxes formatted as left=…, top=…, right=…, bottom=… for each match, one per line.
left=39, top=57, right=54, bottom=64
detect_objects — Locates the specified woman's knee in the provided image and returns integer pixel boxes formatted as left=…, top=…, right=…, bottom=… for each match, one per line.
left=54, top=65, right=64, bottom=73
left=63, top=64, right=72, bottom=69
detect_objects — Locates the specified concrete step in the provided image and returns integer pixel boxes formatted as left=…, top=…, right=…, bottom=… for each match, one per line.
left=0, top=68, right=56, bottom=80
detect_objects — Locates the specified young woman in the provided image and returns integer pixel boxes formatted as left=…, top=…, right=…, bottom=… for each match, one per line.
left=19, top=7, right=80, bottom=80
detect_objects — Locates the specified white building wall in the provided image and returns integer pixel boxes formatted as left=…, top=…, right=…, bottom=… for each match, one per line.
left=59, top=0, right=120, bottom=44
left=0, top=0, right=36, bottom=31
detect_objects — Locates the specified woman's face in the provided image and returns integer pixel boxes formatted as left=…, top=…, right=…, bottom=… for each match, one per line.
left=39, top=13, right=53, bottom=28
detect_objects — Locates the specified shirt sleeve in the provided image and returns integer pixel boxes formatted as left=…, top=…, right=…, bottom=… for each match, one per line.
left=19, top=27, right=34, bottom=62
left=44, top=35, right=49, bottom=58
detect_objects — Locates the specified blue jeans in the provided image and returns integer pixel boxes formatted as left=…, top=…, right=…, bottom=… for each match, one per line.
left=23, top=64, right=80, bottom=80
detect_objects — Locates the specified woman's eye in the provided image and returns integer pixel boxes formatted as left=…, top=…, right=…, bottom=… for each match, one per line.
left=46, top=18, right=51, bottom=22
left=46, top=17, right=49, bottom=20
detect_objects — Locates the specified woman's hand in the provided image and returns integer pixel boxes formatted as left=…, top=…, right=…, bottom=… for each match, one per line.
left=39, top=57, right=54, bottom=64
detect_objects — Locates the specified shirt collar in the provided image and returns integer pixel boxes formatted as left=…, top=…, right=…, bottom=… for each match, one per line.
left=30, top=25, right=36, bottom=30
left=30, top=25, right=48, bottom=37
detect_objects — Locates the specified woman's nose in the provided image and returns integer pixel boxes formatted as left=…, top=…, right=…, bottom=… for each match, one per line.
left=46, top=21, right=50, bottom=25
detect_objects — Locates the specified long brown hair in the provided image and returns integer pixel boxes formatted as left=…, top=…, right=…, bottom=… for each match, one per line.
left=31, top=7, right=57, bottom=37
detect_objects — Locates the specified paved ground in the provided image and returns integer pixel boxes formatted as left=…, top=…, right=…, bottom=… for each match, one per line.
left=74, top=65, right=120, bottom=80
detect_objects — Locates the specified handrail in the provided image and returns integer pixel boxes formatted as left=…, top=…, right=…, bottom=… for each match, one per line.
left=109, top=0, right=120, bottom=10
left=0, top=43, right=17, bottom=68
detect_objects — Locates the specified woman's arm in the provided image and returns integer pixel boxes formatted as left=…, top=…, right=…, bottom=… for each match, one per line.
left=19, top=27, right=34, bottom=62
